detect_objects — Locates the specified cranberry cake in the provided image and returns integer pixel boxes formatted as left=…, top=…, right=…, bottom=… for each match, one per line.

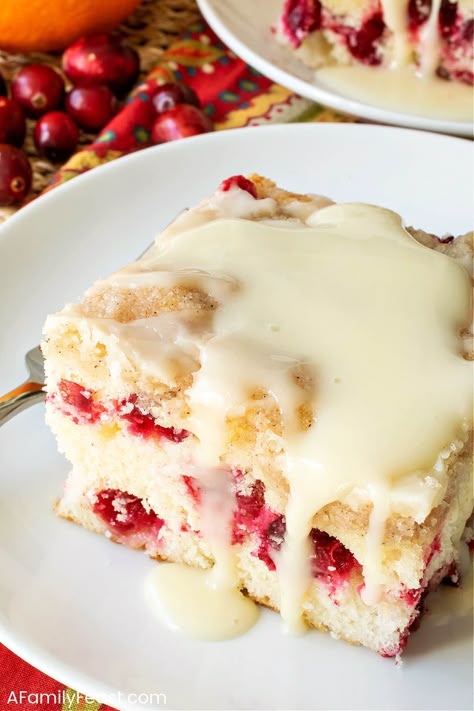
left=278, top=0, right=474, bottom=84
left=42, top=174, right=473, bottom=656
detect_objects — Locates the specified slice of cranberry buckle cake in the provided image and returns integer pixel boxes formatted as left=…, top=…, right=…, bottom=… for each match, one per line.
left=42, top=174, right=473, bottom=656
left=278, top=0, right=474, bottom=84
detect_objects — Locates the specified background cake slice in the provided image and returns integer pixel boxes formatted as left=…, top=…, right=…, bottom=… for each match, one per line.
left=42, top=174, right=473, bottom=656
left=278, top=0, right=474, bottom=84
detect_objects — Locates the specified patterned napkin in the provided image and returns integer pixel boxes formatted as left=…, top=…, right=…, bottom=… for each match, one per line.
left=44, top=19, right=354, bottom=193
left=0, top=17, right=355, bottom=711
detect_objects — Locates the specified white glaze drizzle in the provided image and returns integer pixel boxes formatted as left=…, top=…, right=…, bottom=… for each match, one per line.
left=419, top=0, right=444, bottom=77
left=380, top=0, right=411, bottom=67
left=76, top=194, right=472, bottom=634
left=92, top=199, right=473, bottom=631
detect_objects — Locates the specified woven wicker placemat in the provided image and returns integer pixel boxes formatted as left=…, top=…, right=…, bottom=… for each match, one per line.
left=0, top=0, right=200, bottom=221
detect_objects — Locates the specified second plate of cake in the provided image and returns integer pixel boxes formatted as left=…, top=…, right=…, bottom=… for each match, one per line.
left=197, top=0, right=474, bottom=136
left=0, top=124, right=473, bottom=711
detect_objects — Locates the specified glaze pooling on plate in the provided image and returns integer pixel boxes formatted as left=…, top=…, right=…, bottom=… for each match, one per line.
left=145, top=563, right=260, bottom=640
left=316, top=65, right=473, bottom=121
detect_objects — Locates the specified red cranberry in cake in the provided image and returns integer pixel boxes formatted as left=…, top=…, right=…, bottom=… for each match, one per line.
left=232, top=478, right=267, bottom=544
left=310, top=529, right=362, bottom=583
left=219, top=175, right=257, bottom=198
left=281, top=0, right=322, bottom=47
left=399, top=586, right=423, bottom=606
left=54, top=383, right=189, bottom=441
left=57, top=380, right=104, bottom=423
left=183, top=475, right=201, bottom=503
left=439, top=0, right=458, bottom=38
left=256, top=514, right=287, bottom=570
left=278, top=0, right=473, bottom=85
left=93, top=488, right=164, bottom=535
left=346, top=12, right=385, bottom=65
left=462, top=18, right=474, bottom=42
left=235, top=479, right=266, bottom=521
left=408, top=0, right=432, bottom=30
left=118, top=398, right=189, bottom=443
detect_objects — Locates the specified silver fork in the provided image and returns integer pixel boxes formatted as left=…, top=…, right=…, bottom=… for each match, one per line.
left=0, top=346, right=45, bottom=426
left=0, top=231, right=171, bottom=428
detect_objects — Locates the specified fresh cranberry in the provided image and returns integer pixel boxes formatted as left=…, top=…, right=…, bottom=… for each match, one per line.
left=63, top=34, right=139, bottom=96
left=66, top=85, right=118, bottom=132
left=281, top=0, right=322, bottom=47
left=0, top=98, right=26, bottom=148
left=310, top=529, right=361, bottom=580
left=0, top=71, right=7, bottom=98
left=11, top=64, right=65, bottom=118
left=151, top=104, right=213, bottom=143
left=119, top=399, right=189, bottom=443
left=93, top=488, right=164, bottom=534
left=152, top=82, right=200, bottom=114
left=220, top=175, right=257, bottom=198
left=347, top=13, right=385, bottom=65
left=33, top=111, right=79, bottom=162
left=0, top=144, right=31, bottom=207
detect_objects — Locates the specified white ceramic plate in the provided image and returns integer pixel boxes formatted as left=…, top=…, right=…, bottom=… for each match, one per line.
left=0, top=125, right=473, bottom=711
left=197, top=0, right=473, bottom=137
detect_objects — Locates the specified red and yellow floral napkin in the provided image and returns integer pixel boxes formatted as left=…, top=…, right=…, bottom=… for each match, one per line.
left=0, top=17, right=355, bottom=711
left=43, top=19, right=354, bottom=193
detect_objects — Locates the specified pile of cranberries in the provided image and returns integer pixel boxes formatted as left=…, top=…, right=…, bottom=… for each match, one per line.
left=0, top=33, right=212, bottom=208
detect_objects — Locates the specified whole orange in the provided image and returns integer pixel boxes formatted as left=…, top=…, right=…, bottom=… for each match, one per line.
left=0, top=0, right=142, bottom=53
